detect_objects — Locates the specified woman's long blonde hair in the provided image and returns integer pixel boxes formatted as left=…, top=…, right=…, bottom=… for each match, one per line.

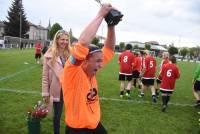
left=49, top=30, right=71, bottom=66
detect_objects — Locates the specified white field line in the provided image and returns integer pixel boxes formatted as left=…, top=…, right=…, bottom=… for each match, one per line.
left=0, top=88, right=194, bottom=107
left=0, top=66, right=37, bottom=81
left=0, top=88, right=40, bottom=95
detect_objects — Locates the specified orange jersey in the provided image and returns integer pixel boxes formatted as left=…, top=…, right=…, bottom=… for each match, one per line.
left=61, top=43, right=114, bottom=129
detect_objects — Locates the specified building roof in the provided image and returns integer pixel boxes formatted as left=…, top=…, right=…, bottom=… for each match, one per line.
left=127, top=41, right=167, bottom=51
left=28, top=22, right=48, bottom=30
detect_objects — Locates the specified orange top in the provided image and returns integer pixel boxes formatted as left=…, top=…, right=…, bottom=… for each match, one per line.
left=61, top=43, right=114, bottom=129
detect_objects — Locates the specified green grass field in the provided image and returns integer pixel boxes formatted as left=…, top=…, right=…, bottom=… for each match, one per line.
left=0, top=49, right=200, bottom=134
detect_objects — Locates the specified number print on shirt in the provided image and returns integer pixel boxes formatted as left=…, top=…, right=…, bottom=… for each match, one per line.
left=123, top=56, right=128, bottom=62
left=150, top=61, right=153, bottom=68
left=167, top=69, right=172, bottom=77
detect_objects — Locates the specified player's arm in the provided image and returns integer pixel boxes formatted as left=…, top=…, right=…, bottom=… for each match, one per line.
left=104, top=26, right=115, bottom=51
left=158, top=65, right=164, bottom=80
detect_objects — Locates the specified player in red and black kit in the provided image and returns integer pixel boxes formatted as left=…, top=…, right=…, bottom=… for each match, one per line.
left=140, top=50, right=157, bottom=103
left=155, top=52, right=170, bottom=97
left=132, top=52, right=142, bottom=90
left=118, top=44, right=135, bottom=98
left=35, top=41, right=42, bottom=64
left=158, top=56, right=180, bottom=112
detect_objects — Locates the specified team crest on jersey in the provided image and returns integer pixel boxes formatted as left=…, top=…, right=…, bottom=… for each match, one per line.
left=86, top=88, right=98, bottom=103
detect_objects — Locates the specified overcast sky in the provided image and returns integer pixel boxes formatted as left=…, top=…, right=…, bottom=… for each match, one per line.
left=0, top=0, right=200, bottom=47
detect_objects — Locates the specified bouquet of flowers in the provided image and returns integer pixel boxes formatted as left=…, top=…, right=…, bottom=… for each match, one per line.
left=27, top=100, right=48, bottom=134
left=27, top=100, right=48, bottom=121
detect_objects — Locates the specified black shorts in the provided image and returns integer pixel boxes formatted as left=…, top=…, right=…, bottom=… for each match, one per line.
left=119, top=74, right=132, bottom=81
left=142, top=78, right=155, bottom=86
left=156, top=79, right=161, bottom=84
left=35, top=53, right=41, bottom=59
left=160, top=90, right=173, bottom=95
left=66, top=122, right=107, bottom=134
left=194, top=80, right=200, bottom=92
left=132, top=70, right=140, bottom=78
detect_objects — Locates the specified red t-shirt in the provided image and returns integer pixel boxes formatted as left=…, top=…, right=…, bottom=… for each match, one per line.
left=142, top=55, right=156, bottom=78
left=35, top=43, right=42, bottom=54
left=118, top=50, right=135, bottom=75
left=132, top=56, right=142, bottom=72
left=159, top=63, right=180, bottom=91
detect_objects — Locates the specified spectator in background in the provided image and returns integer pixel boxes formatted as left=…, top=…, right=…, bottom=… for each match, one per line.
left=118, top=44, right=135, bottom=98
left=192, top=63, right=200, bottom=107
left=42, top=30, right=70, bottom=134
left=35, top=41, right=42, bottom=64
left=159, top=56, right=180, bottom=112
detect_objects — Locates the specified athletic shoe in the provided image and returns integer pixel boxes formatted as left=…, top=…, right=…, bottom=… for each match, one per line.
left=138, top=94, right=144, bottom=98
left=162, top=105, right=167, bottom=112
left=194, top=103, right=200, bottom=108
left=125, top=93, right=131, bottom=98
left=152, top=96, right=157, bottom=103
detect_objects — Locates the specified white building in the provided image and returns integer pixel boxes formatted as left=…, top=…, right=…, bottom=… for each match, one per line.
left=27, top=22, right=48, bottom=40
left=0, top=21, right=48, bottom=40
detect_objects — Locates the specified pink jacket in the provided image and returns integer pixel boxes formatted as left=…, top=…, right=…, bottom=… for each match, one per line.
left=42, top=50, right=64, bottom=102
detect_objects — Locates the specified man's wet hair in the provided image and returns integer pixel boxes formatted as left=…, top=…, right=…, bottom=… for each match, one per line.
left=170, top=55, right=177, bottom=63
left=125, top=44, right=132, bottom=50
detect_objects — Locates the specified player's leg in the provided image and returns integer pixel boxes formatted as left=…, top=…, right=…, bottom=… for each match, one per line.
left=148, top=79, right=156, bottom=103
left=155, top=78, right=161, bottom=98
left=161, top=90, right=168, bottom=112
left=119, top=74, right=126, bottom=98
left=193, top=80, right=200, bottom=107
left=139, top=79, right=146, bottom=98
left=35, top=54, right=38, bottom=64
left=38, top=53, right=42, bottom=64
left=161, top=90, right=173, bottom=112
left=132, top=70, right=137, bottom=89
left=125, top=75, right=133, bottom=98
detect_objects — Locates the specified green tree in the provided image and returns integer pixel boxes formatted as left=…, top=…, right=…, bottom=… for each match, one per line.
left=91, top=37, right=99, bottom=45
left=119, top=42, right=125, bottom=51
left=168, top=46, right=178, bottom=56
left=4, top=0, right=29, bottom=37
left=180, top=48, right=188, bottom=61
left=133, top=44, right=139, bottom=49
left=144, top=43, right=151, bottom=50
left=49, top=23, right=63, bottom=40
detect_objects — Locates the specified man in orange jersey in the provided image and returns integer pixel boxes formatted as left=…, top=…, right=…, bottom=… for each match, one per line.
left=61, top=4, right=117, bottom=134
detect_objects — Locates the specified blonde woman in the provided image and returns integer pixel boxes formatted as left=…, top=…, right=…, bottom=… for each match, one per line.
left=42, top=30, right=70, bottom=134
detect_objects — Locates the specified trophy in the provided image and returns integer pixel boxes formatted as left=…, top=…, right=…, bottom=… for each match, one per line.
left=94, top=0, right=123, bottom=26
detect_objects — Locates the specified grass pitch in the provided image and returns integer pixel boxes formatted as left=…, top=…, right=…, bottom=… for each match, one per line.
left=0, top=49, right=199, bottom=134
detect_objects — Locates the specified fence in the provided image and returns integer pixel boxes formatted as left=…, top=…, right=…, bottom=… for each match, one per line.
left=1, top=36, right=50, bottom=49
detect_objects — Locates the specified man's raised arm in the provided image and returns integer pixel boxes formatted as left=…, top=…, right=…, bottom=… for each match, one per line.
left=78, top=4, right=113, bottom=47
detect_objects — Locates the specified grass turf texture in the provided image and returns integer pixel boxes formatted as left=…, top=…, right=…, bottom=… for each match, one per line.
left=0, top=49, right=200, bottom=134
